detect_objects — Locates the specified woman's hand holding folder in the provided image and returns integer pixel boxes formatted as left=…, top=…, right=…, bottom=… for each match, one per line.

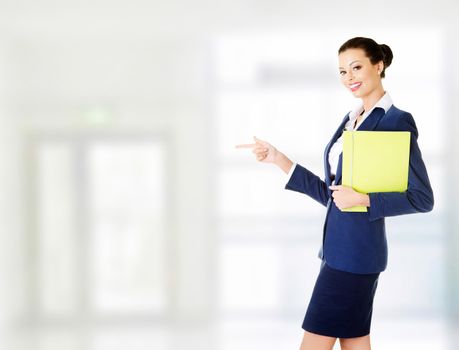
left=329, top=185, right=370, bottom=210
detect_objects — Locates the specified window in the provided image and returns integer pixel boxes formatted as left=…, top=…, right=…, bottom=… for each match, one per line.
left=32, top=136, right=168, bottom=321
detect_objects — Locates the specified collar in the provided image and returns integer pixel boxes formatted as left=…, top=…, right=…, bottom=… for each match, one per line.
left=348, top=91, right=393, bottom=122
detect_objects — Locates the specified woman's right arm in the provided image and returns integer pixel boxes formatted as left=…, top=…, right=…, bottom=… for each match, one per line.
left=273, top=151, right=295, bottom=174
left=283, top=162, right=330, bottom=207
left=236, top=136, right=330, bottom=207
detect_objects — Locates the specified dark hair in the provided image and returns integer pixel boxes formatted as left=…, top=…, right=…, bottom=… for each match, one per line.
left=338, top=37, right=393, bottom=78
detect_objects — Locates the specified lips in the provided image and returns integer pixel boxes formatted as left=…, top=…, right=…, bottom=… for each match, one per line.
left=349, top=82, right=362, bottom=92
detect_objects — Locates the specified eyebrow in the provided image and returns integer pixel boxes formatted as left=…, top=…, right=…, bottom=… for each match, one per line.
left=339, top=60, right=362, bottom=69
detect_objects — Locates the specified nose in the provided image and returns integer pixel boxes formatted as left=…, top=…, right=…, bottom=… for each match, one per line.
left=347, top=71, right=354, bottom=82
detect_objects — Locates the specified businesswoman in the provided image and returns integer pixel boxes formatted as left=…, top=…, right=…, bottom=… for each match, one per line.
left=236, top=37, right=434, bottom=350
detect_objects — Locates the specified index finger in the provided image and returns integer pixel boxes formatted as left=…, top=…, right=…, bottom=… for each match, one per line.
left=235, top=143, right=256, bottom=148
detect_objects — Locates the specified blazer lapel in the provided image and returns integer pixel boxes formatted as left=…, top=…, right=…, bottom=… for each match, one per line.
left=356, top=106, right=386, bottom=132
left=324, top=114, right=350, bottom=186
left=333, top=107, right=386, bottom=186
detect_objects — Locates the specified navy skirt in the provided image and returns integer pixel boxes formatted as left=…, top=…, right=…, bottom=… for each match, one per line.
left=302, top=261, right=380, bottom=339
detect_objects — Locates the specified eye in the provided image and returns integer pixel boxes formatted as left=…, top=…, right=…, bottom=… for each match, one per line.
left=339, top=70, right=346, bottom=76
left=352, top=65, right=362, bottom=71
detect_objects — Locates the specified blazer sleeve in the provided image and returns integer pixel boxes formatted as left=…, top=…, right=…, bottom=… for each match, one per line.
left=284, top=163, right=330, bottom=207
left=368, top=112, right=434, bottom=221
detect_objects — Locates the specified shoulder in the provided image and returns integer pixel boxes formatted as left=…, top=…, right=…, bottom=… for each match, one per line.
left=385, top=105, right=412, bottom=120
left=381, top=105, right=418, bottom=137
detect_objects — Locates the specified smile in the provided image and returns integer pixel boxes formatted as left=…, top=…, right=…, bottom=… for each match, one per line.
left=349, top=82, right=362, bottom=92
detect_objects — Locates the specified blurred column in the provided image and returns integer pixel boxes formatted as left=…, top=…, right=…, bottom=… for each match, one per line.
left=173, top=39, right=217, bottom=326
left=446, top=24, right=459, bottom=350
left=0, top=37, right=27, bottom=348
left=0, top=36, right=7, bottom=349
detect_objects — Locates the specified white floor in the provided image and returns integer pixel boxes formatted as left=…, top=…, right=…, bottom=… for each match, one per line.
left=3, top=316, right=453, bottom=350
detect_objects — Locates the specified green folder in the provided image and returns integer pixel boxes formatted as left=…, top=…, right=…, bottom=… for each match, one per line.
left=342, top=131, right=411, bottom=212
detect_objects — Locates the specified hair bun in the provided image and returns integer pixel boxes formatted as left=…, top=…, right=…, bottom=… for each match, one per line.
left=379, top=44, right=393, bottom=68
left=339, top=37, right=393, bottom=78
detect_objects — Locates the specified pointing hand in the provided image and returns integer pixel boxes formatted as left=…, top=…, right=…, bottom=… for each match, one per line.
left=235, top=136, right=278, bottom=163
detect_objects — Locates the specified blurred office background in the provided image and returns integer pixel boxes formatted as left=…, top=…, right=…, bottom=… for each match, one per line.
left=0, top=1, right=457, bottom=350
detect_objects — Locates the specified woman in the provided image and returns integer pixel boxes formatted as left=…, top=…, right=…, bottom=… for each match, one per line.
left=236, top=37, right=434, bottom=350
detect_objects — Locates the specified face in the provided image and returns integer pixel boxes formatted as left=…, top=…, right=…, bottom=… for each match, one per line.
left=338, top=48, right=384, bottom=98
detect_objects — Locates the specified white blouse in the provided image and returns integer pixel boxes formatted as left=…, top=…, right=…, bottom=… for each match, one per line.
left=286, top=92, right=393, bottom=185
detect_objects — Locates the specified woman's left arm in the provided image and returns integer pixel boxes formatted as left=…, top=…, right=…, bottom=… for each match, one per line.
left=366, top=112, right=434, bottom=221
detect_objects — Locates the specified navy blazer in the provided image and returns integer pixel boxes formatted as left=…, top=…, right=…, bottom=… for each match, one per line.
left=285, top=105, right=434, bottom=274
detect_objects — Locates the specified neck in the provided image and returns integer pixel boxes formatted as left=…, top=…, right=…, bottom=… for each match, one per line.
left=361, top=85, right=385, bottom=112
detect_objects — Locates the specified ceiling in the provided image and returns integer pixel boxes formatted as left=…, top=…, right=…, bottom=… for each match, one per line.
left=0, top=0, right=456, bottom=39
